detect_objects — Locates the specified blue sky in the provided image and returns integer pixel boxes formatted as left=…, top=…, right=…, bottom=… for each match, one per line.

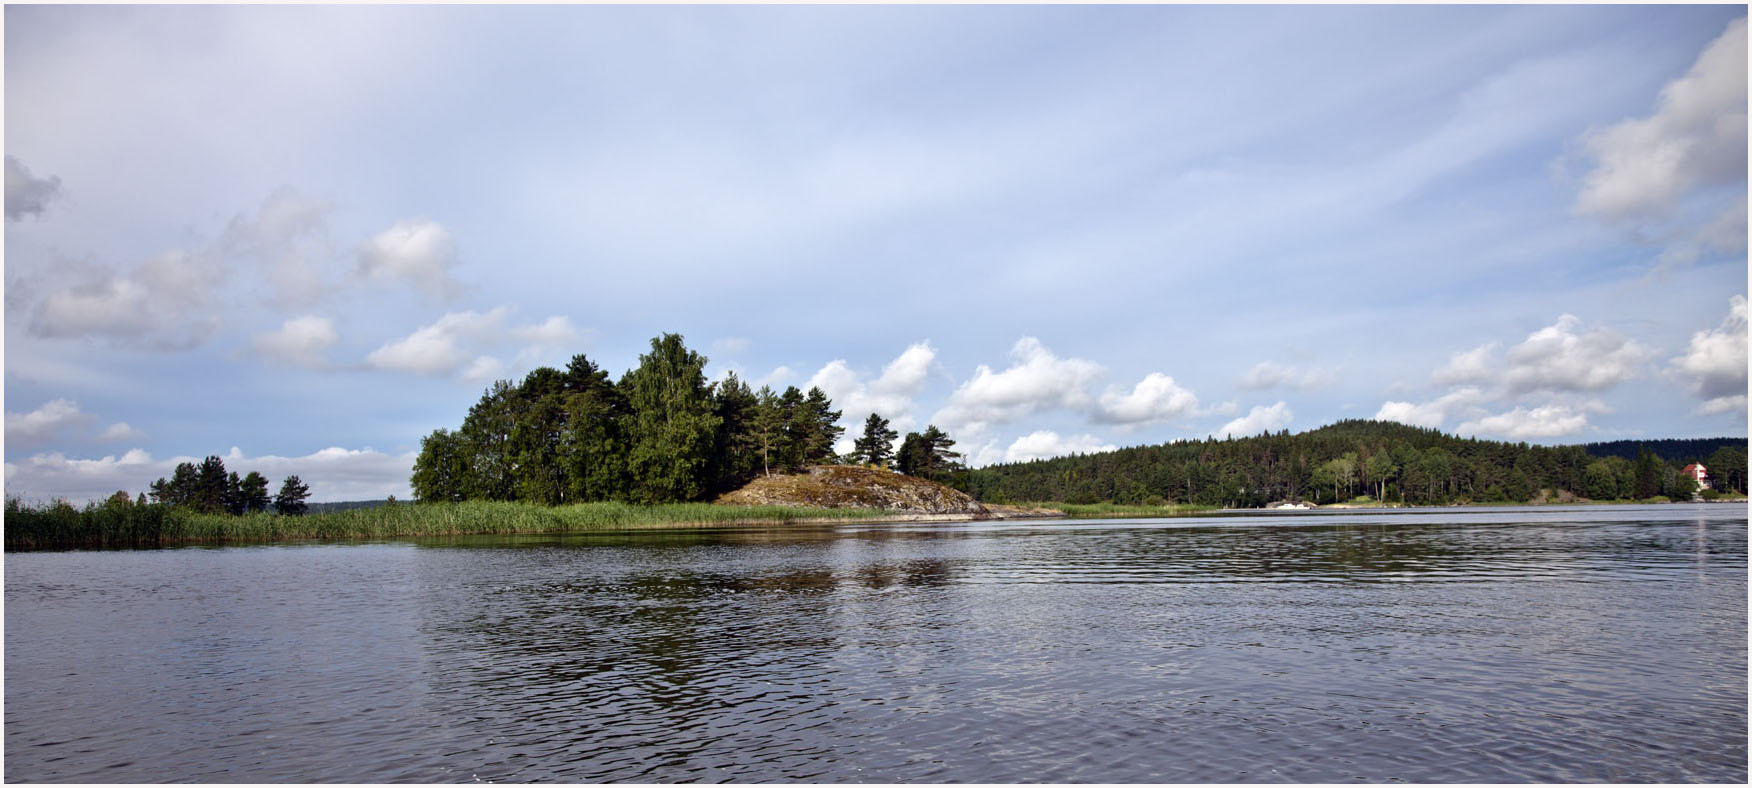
left=5, top=4, right=1747, bottom=502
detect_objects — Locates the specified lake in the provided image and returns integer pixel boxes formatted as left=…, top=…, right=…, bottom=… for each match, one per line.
left=5, top=504, right=1745, bottom=782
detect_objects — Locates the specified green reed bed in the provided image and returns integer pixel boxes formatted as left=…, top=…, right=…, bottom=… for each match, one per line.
left=1042, top=502, right=1217, bottom=518
left=5, top=497, right=898, bottom=551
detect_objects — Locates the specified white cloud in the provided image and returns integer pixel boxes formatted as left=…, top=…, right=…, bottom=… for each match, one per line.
left=98, top=422, right=145, bottom=442
left=1238, top=361, right=1333, bottom=391
left=5, top=399, right=92, bottom=443
left=1457, top=404, right=1596, bottom=440
left=3, top=445, right=416, bottom=504
left=1501, top=314, right=1653, bottom=394
left=357, top=218, right=463, bottom=298
left=462, top=356, right=506, bottom=383
left=1217, top=401, right=1293, bottom=438
left=365, top=307, right=509, bottom=376
left=1574, top=18, right=1747, bottom=225
left=511, top=315, right=579, bottom=347
left=1002, top=430, right=1118, bottom=463
left=932, top=337, right=1103, bottom=435
left=221, top=188, right=336, bottom=308
left=806, top=342, right=937, bottom=431
left=5, top=155, right=62, bottom=221
left=253, top=315, right=339, bottom=368
left=1431, top=343, right=1500, bottom=386
left=754, top=365, right=794, bottom=390
left=1673, top=295, right=1749, bottom=414
left=710, top=337, right=752, bottom=356
left=1094, top=372, right=1200, bottom=425
left=1374, top=387, right=1489, bottom=429
left=29, top=250, right=223, bottom=350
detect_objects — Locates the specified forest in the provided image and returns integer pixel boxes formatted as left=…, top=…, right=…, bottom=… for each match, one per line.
left=410, top=333, right=964, bottom=505
left=965, top=420, right=1748, bottom=507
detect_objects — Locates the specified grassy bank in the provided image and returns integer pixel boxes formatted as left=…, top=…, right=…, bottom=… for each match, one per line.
left=4, top=498, right=896, bottom=551
left=1035, top=502, right=1218, bottom=518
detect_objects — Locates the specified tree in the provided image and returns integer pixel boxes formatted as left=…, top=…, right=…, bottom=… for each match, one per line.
left=1634, top=448, right=1663, bottom=499
left=239, top=471, right=272, bottom=513
left=275, top=475, right=311, bottom=515
left=751, top=386, right=786, bottom=477
left=707, top=372, right=762, bottom=493
left=194, top=455, right=229, bottom=514
left=851, top=413, right=899, bottom=468
left=1584, top=460, right=1620, bottom=500
left=1705, top=445, right=1747, bottom=494
left=412, top=428, right=468, bottom=502
left=559, top=354, right=630, bottom=502
left=621, top=333, right=721, bottom=503
left=224, top=471, right=246, bottom=516
left=793, top=387, right=844, bottom=466
left=899, top=425, right=963, bottom=481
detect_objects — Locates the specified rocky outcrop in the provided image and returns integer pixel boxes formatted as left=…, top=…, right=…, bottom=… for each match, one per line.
left=717, top=465, right=989, bottom=515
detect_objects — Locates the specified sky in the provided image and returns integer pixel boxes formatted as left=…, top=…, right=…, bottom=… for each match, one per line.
left=4, top=4, right=1747, bottom=503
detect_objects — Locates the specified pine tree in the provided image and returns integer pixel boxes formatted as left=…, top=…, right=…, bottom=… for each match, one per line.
left=852, top=413, right=899, bottom=468
left=195, top=455, right=229, bottom=514
left=239, top=471, right=272, bottom=513
left=274, top=475, right=311, bottom=516
left=793, top=387, right=843, bottom=467
left=752, top=386, right=786, bottom=476
left=621, top=333, right=721, bottom=503
left=559, top=354, right=629, bottom=502
left=224, top=471, right=246, bottom=515
left=708, top=371, right=763, bottom=493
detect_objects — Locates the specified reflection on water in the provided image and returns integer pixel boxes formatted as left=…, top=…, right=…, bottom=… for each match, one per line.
left=6, top=505, right=1746, bottom=782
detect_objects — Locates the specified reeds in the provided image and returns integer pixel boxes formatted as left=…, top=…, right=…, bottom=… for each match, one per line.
left=4, top=497, right=898, bottom=551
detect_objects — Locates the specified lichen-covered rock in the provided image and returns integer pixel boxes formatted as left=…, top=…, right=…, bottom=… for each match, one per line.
left=716, top=466, right=988, bottom=515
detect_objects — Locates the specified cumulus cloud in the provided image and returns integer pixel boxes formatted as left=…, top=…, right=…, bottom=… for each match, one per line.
left=1431, top=315, right=1652, bottom=396
left=511, top=315, right=580, bottom=347
left=1217, top=401, right=1293, bottom=438
left=1501, top=314, right=1653, bottom=394
left=357, top=218, right=464, bottom=299
left=1238, top=361, right=1334, bottom=391
left=221, top=188, right=337, bottom=308
left=1457, top=404, right=1599, bottom=440
left=1673, top=295, right=1749, bottom=415
left=97, top=422, right=145, bottom=442
left=1374, top=387, right=1489, bottom=429
left=5, top=399, right=93, bottom=443
left=807, top=342, right=937, bottom=428
left=710, top=337, right=752, bottom=356
left=1575, top=18, right=1746, bottom=221
left=29, top=250, right=224, bottom=350
left=1574, top=17, right=1747, bottom=254
left=366, top=307, right=509, bottom=376
left=253, top=315, right=339, bottom=368
left=5, top=155, right=62, bottom=221
left=1094, top=372, right=1200, bottom=426
left=3, top=445, right=416, bottom=504
left=931, top=337, right=1103, bottom=435
left=1431, top=343, right=1500, bottom=386
left=1002, top=430, right=1118, bottom=463
left=365, top=308, right=573, bottom=380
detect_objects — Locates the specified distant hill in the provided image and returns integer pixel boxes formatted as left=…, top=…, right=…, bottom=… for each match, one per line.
left=965, top=419, right=1747, bottom=506
left=1579, top=438, right=1746, bottom=463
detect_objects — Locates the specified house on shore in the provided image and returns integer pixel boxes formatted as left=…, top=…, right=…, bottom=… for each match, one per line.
left=1682, top=463, right=1712, bottom=490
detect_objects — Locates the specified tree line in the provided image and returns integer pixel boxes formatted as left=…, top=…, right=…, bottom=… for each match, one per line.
left=146, top=455, right=312, bottom=515
left=966, top=419, right=1748, bottom=507
left=412, top=333, right=966, bottom=505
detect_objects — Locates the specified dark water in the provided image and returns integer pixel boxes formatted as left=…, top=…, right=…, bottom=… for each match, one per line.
left=5, top=504, right=1746, bottom=782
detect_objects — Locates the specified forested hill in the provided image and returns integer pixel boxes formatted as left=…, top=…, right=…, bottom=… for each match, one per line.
left=965, top=419, right=1748, bottom=507
left=1581, top=437, right=1745, bottom=463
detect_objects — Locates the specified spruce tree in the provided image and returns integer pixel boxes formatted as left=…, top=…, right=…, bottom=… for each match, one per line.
left=239, top=471, right=272, bottom=513
left=274, top=475, right=311, bottom=515
left=852, top=413, right=899, bottom=468
left=621, top=333, right=721, bottom=503
left=559, top=354, right=629, bottom=502
left=708, top=371, right=762, bottom=493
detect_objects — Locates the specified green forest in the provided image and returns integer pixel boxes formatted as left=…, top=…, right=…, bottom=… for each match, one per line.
left=410, top=333, right=965, bottom=505
left=966, top=420, right=1747, bottom=507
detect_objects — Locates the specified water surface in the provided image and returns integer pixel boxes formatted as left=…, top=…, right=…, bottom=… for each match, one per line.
left=6, top=504, right=1746, bottom=782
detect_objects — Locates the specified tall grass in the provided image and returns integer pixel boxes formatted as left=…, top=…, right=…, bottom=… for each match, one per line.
left=1043, top=501, right=1217, bottom=518
left=4, top=497, right=898, bottom=551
